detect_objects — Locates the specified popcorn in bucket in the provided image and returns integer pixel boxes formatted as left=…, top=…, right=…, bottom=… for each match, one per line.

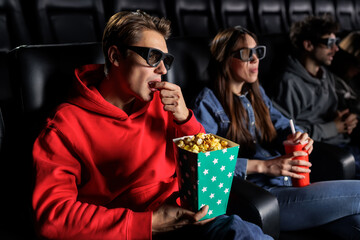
left=173, top=133, right=240, bottom=220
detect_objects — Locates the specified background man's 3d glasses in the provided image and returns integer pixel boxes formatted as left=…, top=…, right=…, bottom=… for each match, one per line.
left=315, top=37, right=340, bottom=49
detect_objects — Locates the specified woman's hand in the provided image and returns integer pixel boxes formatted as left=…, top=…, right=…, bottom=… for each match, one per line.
left=260, top=152, right=312, bottom=179
left=152, top=193, right=214, bottom=235
left=247, top=132, right=313, bottom=178
left=287, top=131, right=314, bottom=154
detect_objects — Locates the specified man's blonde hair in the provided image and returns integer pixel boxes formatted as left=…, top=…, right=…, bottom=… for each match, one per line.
left=102, top=10, right=171, bottom=72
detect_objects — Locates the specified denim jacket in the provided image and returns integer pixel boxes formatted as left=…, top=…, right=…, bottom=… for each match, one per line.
left=193, top=87, right=303, bottom=189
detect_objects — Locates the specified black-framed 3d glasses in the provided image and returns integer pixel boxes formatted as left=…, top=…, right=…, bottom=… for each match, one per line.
left=123, top=45, right=174, bottom=70
left=316, top=37, right=340, bottom=49
left=232, top=45, right=266, bottom=62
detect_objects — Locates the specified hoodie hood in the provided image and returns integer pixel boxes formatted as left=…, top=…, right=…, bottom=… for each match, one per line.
left=68, top=64, right=150, bottom=120
left=285, top=55, right=328, bottom=87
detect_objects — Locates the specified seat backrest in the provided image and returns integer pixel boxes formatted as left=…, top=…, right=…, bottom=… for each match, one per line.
left=313, top=0, right=335, bottom=18
left=0, top=0, right=31, bottom=51
left=171, top=0, right=218, bottom=37
left=335, top=0, right=357, bottom=32
left=0, top=0, right=32, bottom=103
left=6, top=43, right=103, bottom=239
left=165, top=37, right=211, bottom=106
left=105, top=0, right=167, bottom=20
left=258, top=33, right=292, bottom=98
left=0, top=52, right=11, bottom=103
left=256, top=0, right=289, bottom=35
left=287, top=0, right=313, bottom=25
left=34, top=0, right=105, bottom=44
left=218, top=0, right=258, bottom=34
left=0, top=107, right=4, bottom=153
left=8, top=42, right=104, bottom=138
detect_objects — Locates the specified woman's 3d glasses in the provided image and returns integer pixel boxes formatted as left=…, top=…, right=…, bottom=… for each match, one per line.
left=316, top=37, right=340, bottom=49
left=232, top=46, right=266, bottom=62
left=124, top=45, right=174, bottom=70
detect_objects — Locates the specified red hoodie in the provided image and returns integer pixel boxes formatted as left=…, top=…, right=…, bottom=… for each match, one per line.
left=32, top=64, right=205, bottom=240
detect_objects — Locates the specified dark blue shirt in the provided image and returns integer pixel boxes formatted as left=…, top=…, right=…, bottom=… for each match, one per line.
left=193, top=87, right=303, bottom=189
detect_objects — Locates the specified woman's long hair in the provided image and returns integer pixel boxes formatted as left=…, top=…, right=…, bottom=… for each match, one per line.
left=208, top=26, right=277, bottom=156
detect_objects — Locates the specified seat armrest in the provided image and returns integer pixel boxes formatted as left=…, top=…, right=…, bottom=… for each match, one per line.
left=309, top=141, right=356, bottom=182
left=226, top=177, right=280, bottom=240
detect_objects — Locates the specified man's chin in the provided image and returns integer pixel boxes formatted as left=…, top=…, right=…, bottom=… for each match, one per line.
left=321, top=58, right=332, bottom=66
left=326, top=55, right=335, bottom=65
left=139, top=92, right=155, bottom=102
left=325, top=60, right=332, bottom=66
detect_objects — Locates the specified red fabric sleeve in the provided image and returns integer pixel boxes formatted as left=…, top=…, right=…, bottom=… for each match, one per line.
left=173, top=109, right=205, bottom=137
left=32, top=128, right=152, bottom=240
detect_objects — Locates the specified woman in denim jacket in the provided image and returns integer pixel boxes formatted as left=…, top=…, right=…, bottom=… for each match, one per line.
left=193, top=26, right=360, bottom=238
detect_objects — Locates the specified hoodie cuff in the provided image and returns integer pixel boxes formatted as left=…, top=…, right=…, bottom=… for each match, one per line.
left=318, top=121, right=339, bottom=139
left=174, top=109, right=205, bottom=136
left=128, top=211, right=152, bottom=239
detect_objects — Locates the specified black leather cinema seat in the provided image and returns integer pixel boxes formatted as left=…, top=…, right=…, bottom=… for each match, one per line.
left=310, top=141, right=356, bottom=182
left=335, top=0, right=357, bottom=33
left=106, top=0, right=167, bottom=20
left=314, top=0, right=336, bottom=18
left=287, top=0, right=313, bottom=25
left=0, top=0, right=32, bottom=104
left=0, top=107, right=19, bottom=239
left=227, top=177, right=280, bottom=239
left=33, top=0, right=105, bottom=44
left=0, top=107, right=28, bottom=240
left=166, top=37, right=211, bottom=105
left=257, top=33, right=292, bottom=97
left=256, top=0, right=289, bottom=35
left=171, top=0, right=219, bottom=37
left=218, top=0, right=258, bottom=34
left=0, top=0, right=31, bottom=51
left=0, top=108, right=3, bottom=153
left=6, top=43, right=104, bottom=240
left=0, top=51, right=11, bottom=104
left=9, top=43, right=104, bottom=134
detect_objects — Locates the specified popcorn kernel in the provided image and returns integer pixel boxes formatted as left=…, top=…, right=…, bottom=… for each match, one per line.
left=176, top=133, right=229, bottom=153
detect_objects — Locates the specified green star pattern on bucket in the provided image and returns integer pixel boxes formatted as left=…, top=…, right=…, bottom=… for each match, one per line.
left=174, top=135, right=239, bottom=220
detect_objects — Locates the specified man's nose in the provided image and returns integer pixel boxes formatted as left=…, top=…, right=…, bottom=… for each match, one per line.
left=155, top=60, right=167, bottom=75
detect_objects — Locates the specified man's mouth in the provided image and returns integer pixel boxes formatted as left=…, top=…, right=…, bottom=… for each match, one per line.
left=148, top=81, right=159, bottom=92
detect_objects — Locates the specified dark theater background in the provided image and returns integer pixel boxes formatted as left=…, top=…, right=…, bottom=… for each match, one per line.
left=0, top=0, right=359, bottom=239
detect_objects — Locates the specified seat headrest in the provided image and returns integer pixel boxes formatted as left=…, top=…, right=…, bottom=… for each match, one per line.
left=35, top=0, right=105, bottom=43
left=8, top=42, right=104, bottom=114
left=166, top=36, right=211, bottom=105
left=0, top=0, right=31, bottom=50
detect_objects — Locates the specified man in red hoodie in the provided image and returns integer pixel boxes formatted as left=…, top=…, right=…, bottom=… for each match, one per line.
left=32, top=10, right=271, bottom=240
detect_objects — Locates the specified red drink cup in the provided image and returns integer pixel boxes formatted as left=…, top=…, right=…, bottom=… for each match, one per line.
left=283, top=140, right=310, bottom=187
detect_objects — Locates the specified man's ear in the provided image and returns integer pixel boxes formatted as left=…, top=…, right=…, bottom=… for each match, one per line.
left=108, top=46, right=121, bottom=67
left=303, top=40, right=314, bottom=52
